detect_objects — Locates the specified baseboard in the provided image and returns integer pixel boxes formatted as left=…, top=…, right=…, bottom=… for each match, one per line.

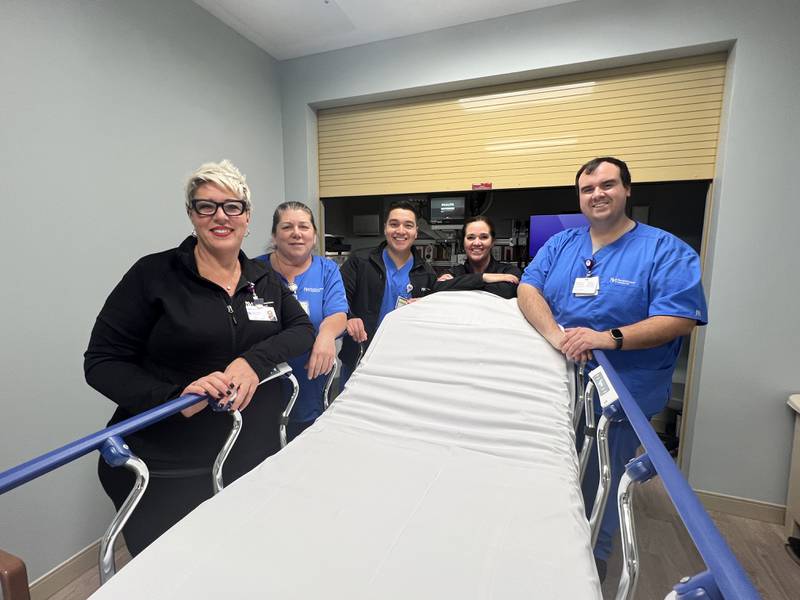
left=696, top=489, right=786, bottom=524
left=28, top=536, right=124, bottom=600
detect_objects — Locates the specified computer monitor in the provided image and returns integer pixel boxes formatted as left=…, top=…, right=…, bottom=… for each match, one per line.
left=529, top=213, right=589, bottom=258
left=429, top=196, right=466, bottom=230
left=352, top=214, right=381, bottom=236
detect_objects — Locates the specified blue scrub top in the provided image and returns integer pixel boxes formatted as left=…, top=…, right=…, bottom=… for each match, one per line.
left=255, top=254, right=349, bottom=423
left=377, top=249, right=413, bottom=327
left=521, top=223, right=708, bottom=417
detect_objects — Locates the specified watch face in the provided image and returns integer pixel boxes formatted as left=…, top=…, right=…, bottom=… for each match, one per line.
left=611, top=329, right=623, bottom=349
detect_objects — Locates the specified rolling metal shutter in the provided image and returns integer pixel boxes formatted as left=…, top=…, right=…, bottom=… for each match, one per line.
left=318, top=53, right=726, bottom=197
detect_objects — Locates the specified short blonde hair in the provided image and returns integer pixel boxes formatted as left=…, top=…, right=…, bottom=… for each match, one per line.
left=185, top=160, right=251, bottom=212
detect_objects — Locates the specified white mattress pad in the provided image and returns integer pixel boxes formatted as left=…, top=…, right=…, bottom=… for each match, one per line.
left=90, top=291, right=601, bottom=599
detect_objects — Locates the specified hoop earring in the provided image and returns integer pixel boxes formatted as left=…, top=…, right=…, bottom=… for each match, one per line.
left=191, top=230, right=197, bottom=238
left=245, top=228, right=251, bottom=238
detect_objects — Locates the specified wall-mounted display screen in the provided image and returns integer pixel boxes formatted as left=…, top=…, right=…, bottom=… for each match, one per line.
left=352, top=213, right=381, bottom=236
left=529, top=213, right=589, bottom=258
left=429, top=197, right=466, bottom=225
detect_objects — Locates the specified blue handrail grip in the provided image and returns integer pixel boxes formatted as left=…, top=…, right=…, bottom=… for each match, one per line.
left=593, top=350, right=760, bottom=600
left=99, top=436, right=135, bottom=468
left=674, top=570, right=723, bottom=600
left=0, top=393, right=206, bottom=496
left=625, top=453, right=656, bottom=484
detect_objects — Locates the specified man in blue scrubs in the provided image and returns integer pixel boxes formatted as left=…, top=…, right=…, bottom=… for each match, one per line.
left=339, top=201, right=436, bottom=389
left=517, top=157, right=708, bottom=581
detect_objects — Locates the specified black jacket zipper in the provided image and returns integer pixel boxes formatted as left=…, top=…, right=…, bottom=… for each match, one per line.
left=226, top=303, right=238, bottom=325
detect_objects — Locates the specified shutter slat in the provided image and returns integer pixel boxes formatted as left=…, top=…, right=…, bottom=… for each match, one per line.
left=319, top=54, right=726, bottom=197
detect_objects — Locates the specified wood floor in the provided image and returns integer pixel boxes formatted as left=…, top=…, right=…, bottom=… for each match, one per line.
left=601, top=479, right=800, bottom=599
left=45, top=546, right=131, bottom=600
left=42, top=481, right=800, bottom=599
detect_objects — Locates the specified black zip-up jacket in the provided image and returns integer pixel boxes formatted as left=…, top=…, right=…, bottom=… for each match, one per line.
left=432, top=257, right=522, bottom=299
left=84, top=236, right=315, bottom=473
left=339, top=242, right=436, bottom=369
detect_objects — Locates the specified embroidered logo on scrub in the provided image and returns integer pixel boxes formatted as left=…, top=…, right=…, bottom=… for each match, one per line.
left=609, top=277, right=637, bottom=286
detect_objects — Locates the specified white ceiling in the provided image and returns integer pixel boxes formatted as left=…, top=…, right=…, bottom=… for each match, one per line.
left=193, top=0, right=575, bottom=60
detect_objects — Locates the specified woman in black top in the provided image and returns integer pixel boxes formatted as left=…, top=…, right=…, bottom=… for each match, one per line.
left=433, top=215, right=522, bottom=298
left=84, top=160, right=314, bottom=555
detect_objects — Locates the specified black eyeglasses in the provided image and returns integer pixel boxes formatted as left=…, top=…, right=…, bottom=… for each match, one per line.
left=190, top=199, right=248, bottom=216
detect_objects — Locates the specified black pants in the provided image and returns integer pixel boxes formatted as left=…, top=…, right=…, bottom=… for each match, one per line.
left=286, top=419, right=315, bottom=443
left=98, top=460, right=215, bottom=556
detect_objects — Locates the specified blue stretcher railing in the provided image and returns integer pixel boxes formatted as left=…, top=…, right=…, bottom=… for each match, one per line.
left=0, top=363, right=300, bottom=589
left=578, top=350, right=760, bottom=600
left=1, top=351, right=760, bottom=599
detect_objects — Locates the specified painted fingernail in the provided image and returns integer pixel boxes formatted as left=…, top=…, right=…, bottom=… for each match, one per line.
left=217, top=393, right=225, bottom=399
left=226, top=389, right=232, bottom=395
left=229, top=383, right=235, bottom=389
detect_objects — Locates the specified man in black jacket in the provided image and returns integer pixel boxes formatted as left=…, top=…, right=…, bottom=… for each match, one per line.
left=339, top=201, right=436, bottom=389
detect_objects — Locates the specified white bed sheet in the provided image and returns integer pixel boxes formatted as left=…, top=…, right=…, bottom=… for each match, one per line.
left=90, top=291, right=601, bottom=599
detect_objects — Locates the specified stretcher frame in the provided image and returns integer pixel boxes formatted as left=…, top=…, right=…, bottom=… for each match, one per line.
left=576, top=351, right=760, bottom=600
left=0, top=363, right=302, bottom=591
left=0, top=352, right=760, bottom=599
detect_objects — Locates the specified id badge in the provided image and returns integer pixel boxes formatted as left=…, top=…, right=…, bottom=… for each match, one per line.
left=245, top=301, right=277, bottom=321
left=299, top=300, right=310, bottom=315
left=572, top=276, right=600, bottom=296
left=395, top=296, right=410, bottom=309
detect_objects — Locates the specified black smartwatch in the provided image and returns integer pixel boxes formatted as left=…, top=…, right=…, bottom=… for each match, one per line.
left=610, top=328, right=624, bottom=350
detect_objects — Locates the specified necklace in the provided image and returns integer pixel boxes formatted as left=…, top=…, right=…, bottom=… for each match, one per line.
left=225, top=263, right=241, bottom=291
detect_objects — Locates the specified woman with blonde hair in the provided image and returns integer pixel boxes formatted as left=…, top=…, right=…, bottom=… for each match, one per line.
left=85, top=160, right=314, bottom=555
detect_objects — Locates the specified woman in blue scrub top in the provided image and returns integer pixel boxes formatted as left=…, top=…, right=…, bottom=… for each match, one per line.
left=257, top=202, right=348, bottom=442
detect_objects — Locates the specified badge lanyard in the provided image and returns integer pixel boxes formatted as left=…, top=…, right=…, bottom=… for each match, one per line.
left=247, top=282, right=260, bottom=303
left=283, top=279, right=310, bottom=315
left=572, top=257, right=600, bottom=296
left=245, top=281, right=277, bottom=321
left=395, top=281, right=413, bottom=309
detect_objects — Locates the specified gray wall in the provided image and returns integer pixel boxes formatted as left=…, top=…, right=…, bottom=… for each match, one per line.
left=280, top=0, right=800, bottom=506
left=0, top=0, right=282, bottom=579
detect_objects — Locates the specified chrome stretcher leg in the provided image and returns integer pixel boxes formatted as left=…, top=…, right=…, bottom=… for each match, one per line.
left=98, top=436, right=149, bottom=585
left=578, top=380, right=596, bottom=482
left=279, top=372, right=300, bottom=448
left=573, top=361, right=586, bottom=430
left=614, top=454, right=656, bottom=600
left=356, top=342, right=365, bottom=367
left=322, top=360, right=339, bottom=411
left=615, top=471, right=639, bottom=600
left=212, top=409, right=243, bottom=494
left=589, top=412, right=611, bottom=547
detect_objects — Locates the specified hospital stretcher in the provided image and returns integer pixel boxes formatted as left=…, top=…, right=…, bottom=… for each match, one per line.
left=0, top=292, right=759, bottom=599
